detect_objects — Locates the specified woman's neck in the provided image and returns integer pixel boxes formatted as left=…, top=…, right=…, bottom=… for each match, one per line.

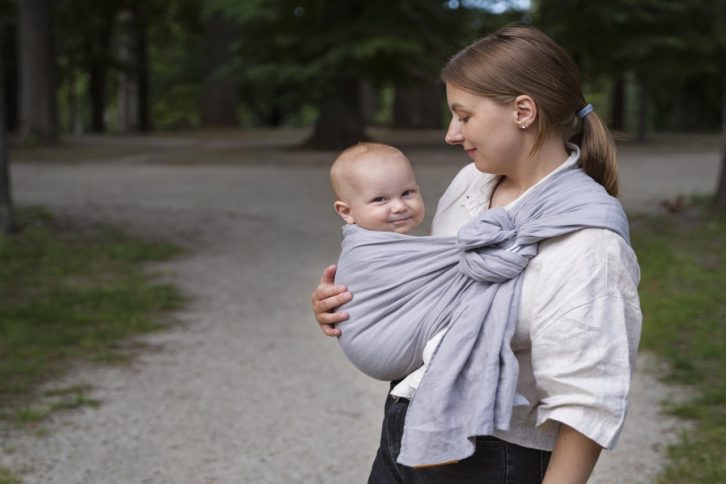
left=490, top=138, right=569, bottom=208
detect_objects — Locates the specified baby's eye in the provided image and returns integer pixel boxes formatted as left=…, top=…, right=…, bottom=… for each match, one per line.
left=371, top=196, right=386, bottom=203
left=402, top=190, right=416, bottom=197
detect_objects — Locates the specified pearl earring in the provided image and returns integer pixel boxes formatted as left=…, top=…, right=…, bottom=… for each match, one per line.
left=520, top=123, right=526, bottom=129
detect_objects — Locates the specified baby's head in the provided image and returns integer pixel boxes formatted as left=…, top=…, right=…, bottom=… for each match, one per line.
left=330, top=142, right=425, bottom=234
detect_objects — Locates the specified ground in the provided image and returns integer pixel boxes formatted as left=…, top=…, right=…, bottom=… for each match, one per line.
left=0, top=129, right=720, bottom=483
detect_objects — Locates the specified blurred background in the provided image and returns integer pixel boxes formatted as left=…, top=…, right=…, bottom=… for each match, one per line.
left=2, top=0, right=724, bottom=148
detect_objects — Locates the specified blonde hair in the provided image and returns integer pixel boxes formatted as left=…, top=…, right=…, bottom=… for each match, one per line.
left=441, top=25, right=618, bottom=196
left=330, top=142, right=409, bottom=201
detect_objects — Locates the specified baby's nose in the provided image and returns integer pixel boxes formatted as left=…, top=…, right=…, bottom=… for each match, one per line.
left=390, top=199, right=406, bottom=212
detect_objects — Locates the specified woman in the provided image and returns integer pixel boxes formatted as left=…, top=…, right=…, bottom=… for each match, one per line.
left=312, top=25, right=641, bottom=483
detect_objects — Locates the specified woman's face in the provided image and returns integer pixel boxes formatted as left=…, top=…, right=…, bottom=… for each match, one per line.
left=444, top=83, right=524, bottom=175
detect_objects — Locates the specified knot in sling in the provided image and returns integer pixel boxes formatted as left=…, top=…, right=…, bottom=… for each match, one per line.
left=457, top=208, right=536, bottom=283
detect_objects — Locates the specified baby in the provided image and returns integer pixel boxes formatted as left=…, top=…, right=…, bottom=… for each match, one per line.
left=330, top=142, right=425, bottom=235
left=330, top=142, right=450, bottom=384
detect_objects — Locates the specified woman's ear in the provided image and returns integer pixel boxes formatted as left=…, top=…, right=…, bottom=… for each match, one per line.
left=513, top=95, right=537, bottom=129
left=334, top=201, right=355, bottom=224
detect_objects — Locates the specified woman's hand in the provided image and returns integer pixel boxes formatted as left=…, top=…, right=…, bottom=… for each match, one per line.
left=311, top=264, right=352, bottom=337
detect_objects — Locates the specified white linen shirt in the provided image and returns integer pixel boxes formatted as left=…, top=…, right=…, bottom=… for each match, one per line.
left=391, top=148, right=642, bottom=451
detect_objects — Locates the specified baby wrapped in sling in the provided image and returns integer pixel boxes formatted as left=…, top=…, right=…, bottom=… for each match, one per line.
left=328, top=143, right=630, bottom=466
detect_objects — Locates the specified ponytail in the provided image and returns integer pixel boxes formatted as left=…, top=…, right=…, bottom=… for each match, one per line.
left=577, top=111, right=619, bottom=197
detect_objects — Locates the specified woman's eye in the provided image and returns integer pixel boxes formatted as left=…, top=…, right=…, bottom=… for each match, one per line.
left=458, top=116, right=470, bottom=123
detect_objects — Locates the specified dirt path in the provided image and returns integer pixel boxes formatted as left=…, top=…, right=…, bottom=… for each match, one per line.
left=0, top=131, right=718, bottom=483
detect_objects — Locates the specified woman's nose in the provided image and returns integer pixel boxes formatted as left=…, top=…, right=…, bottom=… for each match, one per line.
left=445, top=119, right=463, bottom=145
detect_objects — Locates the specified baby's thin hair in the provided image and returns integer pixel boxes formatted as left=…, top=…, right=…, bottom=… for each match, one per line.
left=330, top=142, right=406, bottom=201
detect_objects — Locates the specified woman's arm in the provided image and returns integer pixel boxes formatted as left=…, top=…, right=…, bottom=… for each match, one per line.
left=311, top=264, right=352, bottom=336
left=543, top=423, right=601, bottom=484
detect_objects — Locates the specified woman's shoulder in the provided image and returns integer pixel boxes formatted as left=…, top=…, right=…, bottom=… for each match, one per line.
left=524, top=228, right=640, bottom=310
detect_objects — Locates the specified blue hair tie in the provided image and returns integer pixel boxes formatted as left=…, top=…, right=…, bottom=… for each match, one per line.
left=577, top=104, right=593, bottom=119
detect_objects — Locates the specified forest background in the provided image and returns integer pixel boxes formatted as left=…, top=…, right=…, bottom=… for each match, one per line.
left=2, top=0, right=725, bottom=147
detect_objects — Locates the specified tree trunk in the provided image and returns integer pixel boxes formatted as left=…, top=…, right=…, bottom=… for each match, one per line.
left=85, top=8, right=114, bottom=134
left=17, top=0, right=56, bottom=142
left=713, top=28, right=726, bottom=210
left=393, top=81, right=443, bottom=129
left=3, top=19, right=18, bottom=133
left=88, top=61, right=106, bottom=132
left=117, top=10, right=136, bottom=132
left=609, top=75, right=626, bottom=131
left=636, top=73, right=648, bottom=143
left=304, top=76, right=368, bottom=150
left=360, top=79, right=376, bottom=126
left=200, top=12, right=239, bottom=128
left=0, top=57, right=15, bottom=235
left=134, top=2, right=151, bottom=132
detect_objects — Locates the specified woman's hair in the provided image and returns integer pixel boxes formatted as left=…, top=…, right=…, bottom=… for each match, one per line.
left=441, top=25, right=618, bottom=197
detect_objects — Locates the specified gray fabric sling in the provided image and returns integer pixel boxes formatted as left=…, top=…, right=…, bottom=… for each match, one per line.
left=334, top=167, right=630, bottom=467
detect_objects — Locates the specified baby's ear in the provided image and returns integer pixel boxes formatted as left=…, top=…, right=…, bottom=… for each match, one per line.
left=334, top=201, right=355, bottom=224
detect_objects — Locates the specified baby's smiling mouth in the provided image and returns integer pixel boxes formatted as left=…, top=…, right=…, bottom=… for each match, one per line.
left=390, top=217, right=411, bottom=225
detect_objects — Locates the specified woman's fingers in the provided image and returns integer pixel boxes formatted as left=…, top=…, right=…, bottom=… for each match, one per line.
left=312, top=283, right=348, bottom=305
left=319, top=264, right=337, bottom=285
left=313, top=286, right=351, bottom=312
left=320, top=321, right=343, bottom=337
left=312, top=264, right=351, bottom=337
left=313, top=292, right=352, bottom=338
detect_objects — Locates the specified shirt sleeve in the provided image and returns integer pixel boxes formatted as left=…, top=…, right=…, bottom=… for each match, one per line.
left=528, top=229, right=642, bottom=449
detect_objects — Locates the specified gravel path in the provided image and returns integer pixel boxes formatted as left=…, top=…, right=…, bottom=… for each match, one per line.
left=0, top=131, right=718, bottom=483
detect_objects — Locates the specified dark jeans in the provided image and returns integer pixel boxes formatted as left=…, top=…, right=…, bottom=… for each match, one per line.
left=368, top=391, right=551, bottom=484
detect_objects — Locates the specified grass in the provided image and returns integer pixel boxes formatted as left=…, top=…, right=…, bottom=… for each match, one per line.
left=631, top=199, right=726, bottom=483
left=0, top=207, right=184, bottom=424
left=0, top=467, right=21, bottom=484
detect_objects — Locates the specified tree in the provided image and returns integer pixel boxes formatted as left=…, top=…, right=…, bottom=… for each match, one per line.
left=17, top=0, right=56, bottom=142
left=215, top=0, right=470, bottom=148
left=714, top=0, right=726, bottom=211
left=536, top=0, right=722, bottom=140
left=200, top=9, right=239, bottom=127
left=54, top=0, right=124, bottom=133
left=132, top=0, right=152, bottom=131
left=716, top=64, right=726, bottom=210
left=393, top=77, right=443, bottom=130
left=0, top=55, right=14, bottom=235
left=83, top=3, right=117, bottom=132
left=1, top=1, right=18, bottom=133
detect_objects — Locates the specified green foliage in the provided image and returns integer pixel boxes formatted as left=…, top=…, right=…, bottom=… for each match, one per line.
left=0, top=467, right=21, bottom=484
left=208, top=0, right=473, bottom=126
left=632, top=202, right=726, bottom=482
left=148, top=0, right=206, bottom=130
left=534, top=0, right=725, bottom=131
left=14, top=0, right=724, bottom=133
left=537, top=0, right=721, bottom=75
left=0, top=207, right=184, bottom=423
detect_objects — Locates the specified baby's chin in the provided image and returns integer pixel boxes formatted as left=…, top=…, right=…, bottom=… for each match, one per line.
left=388, top=220, right=423, bottom=235
left=355, top=218, right=423, bottom=234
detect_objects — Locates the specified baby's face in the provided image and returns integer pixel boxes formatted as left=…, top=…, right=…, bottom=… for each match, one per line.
left=345, top=155, right=425, bottom=234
